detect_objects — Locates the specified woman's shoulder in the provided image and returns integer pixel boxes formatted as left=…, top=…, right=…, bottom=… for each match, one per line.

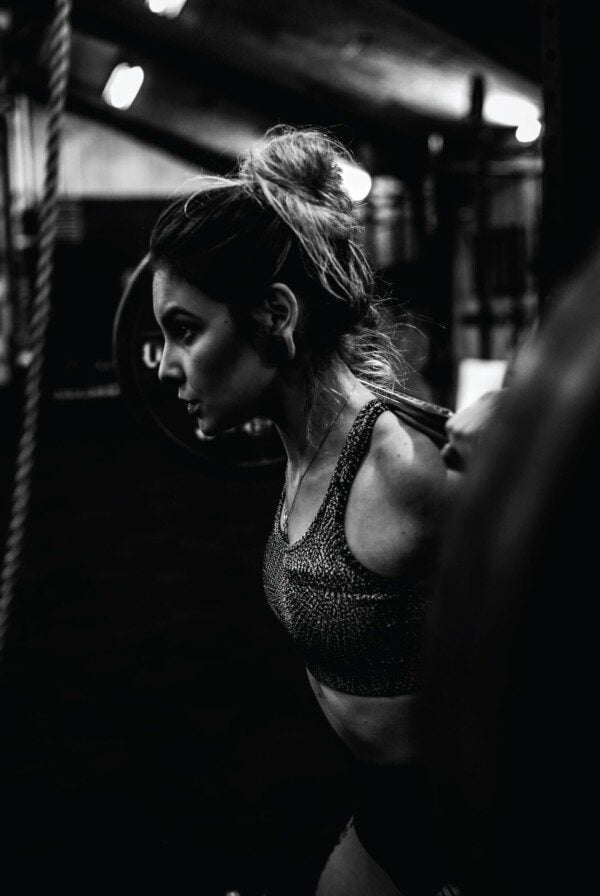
left=344, top=409, right=448, bottom=578
left=368, top=409, right=448, bottom=516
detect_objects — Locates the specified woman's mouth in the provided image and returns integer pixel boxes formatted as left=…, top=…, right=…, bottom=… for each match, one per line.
left=186, top=401, right=201, bottom=416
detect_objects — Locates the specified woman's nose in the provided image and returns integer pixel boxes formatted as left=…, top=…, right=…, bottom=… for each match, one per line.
left=157, top=343, right=182, bottom=383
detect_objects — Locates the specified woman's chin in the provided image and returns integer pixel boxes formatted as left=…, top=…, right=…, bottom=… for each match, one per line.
left=193, top=416, right=219, bottom=440
left=193, top=407, right=250, bottom=440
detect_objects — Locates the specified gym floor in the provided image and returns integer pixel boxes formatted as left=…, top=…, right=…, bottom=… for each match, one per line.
left=1, top=396, right=355, bottom=894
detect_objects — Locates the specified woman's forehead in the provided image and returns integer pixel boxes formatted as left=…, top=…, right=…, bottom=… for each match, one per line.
left=152, top=268, right=221, bottom=318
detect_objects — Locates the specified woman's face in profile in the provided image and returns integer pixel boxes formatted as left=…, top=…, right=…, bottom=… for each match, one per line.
left=152, top=267, right=274, bottom=436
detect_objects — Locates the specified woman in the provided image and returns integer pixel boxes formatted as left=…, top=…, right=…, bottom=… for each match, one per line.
left=150, top=127, right=455, bottom=895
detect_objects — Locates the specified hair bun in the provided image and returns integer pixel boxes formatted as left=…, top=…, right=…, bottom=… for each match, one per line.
left=238, top=126, right=375, bottom=341
left=239, top=126, right=354, bottom=215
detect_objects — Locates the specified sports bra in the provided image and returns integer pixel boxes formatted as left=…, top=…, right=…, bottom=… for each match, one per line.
left=262, top=395, right=449, bottom=696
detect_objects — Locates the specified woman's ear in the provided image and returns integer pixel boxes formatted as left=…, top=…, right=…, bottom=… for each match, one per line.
left=252, top=283, right=299, bottom=361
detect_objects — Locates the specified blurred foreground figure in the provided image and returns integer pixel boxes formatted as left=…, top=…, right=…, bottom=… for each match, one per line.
left=423, top=244, right=600, bottom=894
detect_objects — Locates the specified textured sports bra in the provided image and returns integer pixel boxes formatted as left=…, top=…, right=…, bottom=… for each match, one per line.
left=263, top=396, right=448, bottom=697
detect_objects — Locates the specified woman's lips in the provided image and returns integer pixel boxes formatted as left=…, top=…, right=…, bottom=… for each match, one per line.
left=186, top=401, right=201, bottom=416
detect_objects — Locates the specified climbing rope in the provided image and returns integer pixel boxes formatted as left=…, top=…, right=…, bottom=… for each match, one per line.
left=0, top=0, right=72, bottom=658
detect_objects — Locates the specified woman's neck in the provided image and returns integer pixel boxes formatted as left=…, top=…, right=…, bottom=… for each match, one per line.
left=272, top=360, right=369, bottom=471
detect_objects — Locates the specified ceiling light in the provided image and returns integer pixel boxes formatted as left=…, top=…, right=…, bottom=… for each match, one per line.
left=146, top=0, right=187, bottom=18
left=428, top=133, right=444, bottom=156
left=515, top=119, right=542, bottom=143
left=339, top=161, right=372, bottom=202
left=102, top=64, right=145, bottom=110
left=484, top=92, right=541, bottom=129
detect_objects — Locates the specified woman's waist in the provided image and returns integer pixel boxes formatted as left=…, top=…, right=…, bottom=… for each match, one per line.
left=307, top=668, right=420, bottom=765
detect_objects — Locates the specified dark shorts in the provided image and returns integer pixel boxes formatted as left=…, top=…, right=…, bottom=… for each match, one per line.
left=352, top=760, right=458, bottom=896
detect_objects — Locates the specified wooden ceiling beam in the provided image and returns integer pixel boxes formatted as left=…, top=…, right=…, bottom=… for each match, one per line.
left=70, top=0, right=447, bottom=144
left=69, top=32, right=269, bottom=163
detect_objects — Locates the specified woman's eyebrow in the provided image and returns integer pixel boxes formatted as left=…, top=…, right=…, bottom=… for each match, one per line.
left=160, top=306, right=201, bottom=326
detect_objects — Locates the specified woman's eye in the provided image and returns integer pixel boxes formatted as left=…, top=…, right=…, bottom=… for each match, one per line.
left=173, top=323, right=196, bottom=343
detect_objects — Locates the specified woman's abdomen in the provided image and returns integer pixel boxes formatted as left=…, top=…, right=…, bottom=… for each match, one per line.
left=306, top=669, right=420, bottom=765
